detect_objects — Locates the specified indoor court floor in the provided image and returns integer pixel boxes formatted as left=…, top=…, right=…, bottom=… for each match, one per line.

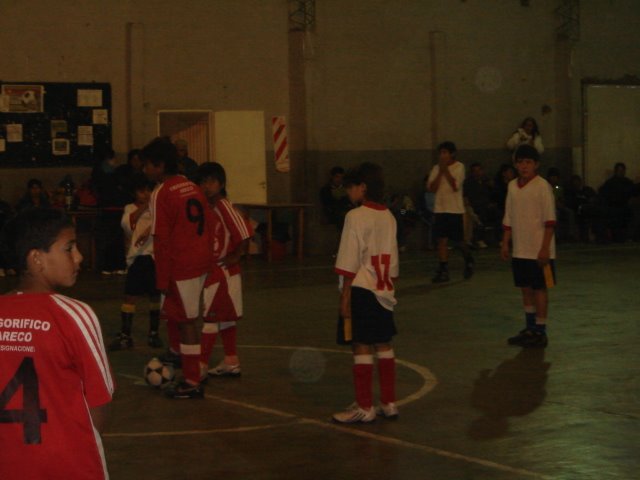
left=3, top=243, right=638, bottom=479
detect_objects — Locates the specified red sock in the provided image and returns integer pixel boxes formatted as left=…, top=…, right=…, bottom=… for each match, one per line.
left=166, top=320, right=180, bottom=353
left=377, top=355, right=396, bottom=404
left=353, top=356, right=374, bottom=409
left=200, top=322, right=219, bottom=365
left=220, top=324, right=237, bottom=357
left=180, top=344, right=202, bottom=384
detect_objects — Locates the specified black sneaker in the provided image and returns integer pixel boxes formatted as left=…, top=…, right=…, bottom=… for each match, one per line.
left=159, top=349, right=182, bottom=368
left=164, top=381, right=204, bottom=399
left=520, top=330, right=548, bottom=348
left=507, top=328, right=530, bottom=345
left=108, top=333, right=133, bottom=351
left=147, top=332, right=164, bottom=349
left=463, top=257, right=475, bottom=280
left=432, top=269, right=450, bottom=283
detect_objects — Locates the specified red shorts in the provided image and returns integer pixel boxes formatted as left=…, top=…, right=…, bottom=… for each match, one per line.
left=161, top=273, right=208, bottom=322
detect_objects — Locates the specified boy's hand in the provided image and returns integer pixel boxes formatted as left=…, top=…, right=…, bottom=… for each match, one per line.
left=438, top=157, right=449, bottom=170
left=537, top=246, right=550, bottom=266
left=500, top=242, right=510, bottom=261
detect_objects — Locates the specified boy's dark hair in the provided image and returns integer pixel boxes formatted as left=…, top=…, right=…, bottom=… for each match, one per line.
left=127, top=148, right=142, bottom=164
left=141, top=137, right=179, bottom=175
left=196, top=162, right=228, bottom=197
left=330, top=166, right=345, bottom=176
left=514, top=144, right=540, bottom=162
left=0, top=208, right=74, bottom=274
left=27, top=178, right=43, bottom=189
left=614, top=162, right=626, bottom=170
left=130, top=172, right=155, bottom=195
left=343, top=162, right=385, bottom=202
left=437, top=141, right=457, bottom=155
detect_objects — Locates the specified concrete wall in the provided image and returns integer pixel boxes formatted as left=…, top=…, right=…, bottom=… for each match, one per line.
left=2, top=1, right=640, bottom=253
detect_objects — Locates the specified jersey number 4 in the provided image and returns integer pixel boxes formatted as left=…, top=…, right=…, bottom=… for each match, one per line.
left=371, top=254, right=393, bottom=291
left=0, top=357, right=48, bottom=444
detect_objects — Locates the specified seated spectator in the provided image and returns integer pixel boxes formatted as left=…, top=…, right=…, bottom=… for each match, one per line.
left=598, top=162, right=634, bottom=242
left=492, top=164, right=517, bottom=220
left=15, top=178, right=51, bottom=211
left=387, top=191, right=418, bottom=252
left=175, top=139, right=199, bottom=181
left=319, top=166, right=351, bottom=232
left=463, top=163, right=498, bottom=247
left=546, top=168, right=575, bottom=242
left=506, top=117, right=544, bottom=155
left=564, top=175, right=597, bottom=242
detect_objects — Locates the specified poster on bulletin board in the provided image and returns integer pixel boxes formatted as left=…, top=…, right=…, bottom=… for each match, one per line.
left=0, top=81, right=112, bottom=167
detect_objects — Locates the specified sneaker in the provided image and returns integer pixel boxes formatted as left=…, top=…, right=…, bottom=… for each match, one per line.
left=208, top=362, right=241, bottom=377
left=463, top=256, right=475, bottom=280
left=376, top=402, right=399, bottom=419
left=507, top=328, right=548, bottom=348
left=520, top=330, right=548, bottom=348
left=476, top=240, right=488, bottom=249
left=164, top=381, right=204, bottom=399
left=0, top=268, right=5, bottom=277
left=432, top=269, right=450, bottom=283
left=114, top=269, right=127, bottom=275
left=507, top=328, right=530, bottom=346
left=147, top=332, right=164, bottom=348
left=159, top=349, right=182, bottom=368
left=101, top=270, right=113, bottom=276
left=108, top=333, right=133, bottom=351
left=332, top=403, right=376, bottom=424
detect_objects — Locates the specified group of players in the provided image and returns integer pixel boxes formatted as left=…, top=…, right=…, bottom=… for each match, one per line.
left=0, top=137, right=556, bottom=478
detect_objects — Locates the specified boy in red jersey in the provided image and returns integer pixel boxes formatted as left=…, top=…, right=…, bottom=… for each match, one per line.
left=333, top=162, right=400, bottom=423
left=0, top=208, right=114, bottom=479
left=142, top=137, right=214, bottom=398
left=198, top=162, right=252, bottom=378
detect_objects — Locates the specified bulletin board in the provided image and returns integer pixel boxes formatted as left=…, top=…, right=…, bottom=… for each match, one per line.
left=0, top=82, right=112, bottom=167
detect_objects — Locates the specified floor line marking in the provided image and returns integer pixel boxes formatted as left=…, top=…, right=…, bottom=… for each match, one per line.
left=115, top=372, right=545, bottom=478
left=104, top=420, right=304, bottom=438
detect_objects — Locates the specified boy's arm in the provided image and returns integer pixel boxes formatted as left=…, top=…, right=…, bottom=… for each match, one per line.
left=501, top=227, right=512, bottom=260
left=537, top=225, right=555, bottom=265
left=223, top=238, right=250, bottom=267
left=89, top=404, right=110, bottom=434
left=340, top=276, right=354, bottom=319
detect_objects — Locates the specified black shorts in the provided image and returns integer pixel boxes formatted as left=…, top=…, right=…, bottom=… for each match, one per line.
left=336, top=287, right=397, bottom=345
left=433, top=213, right=464, bottom=242
left=124, top=255, right=159, bottom=297
left=512, top=258, right=556, bottom=290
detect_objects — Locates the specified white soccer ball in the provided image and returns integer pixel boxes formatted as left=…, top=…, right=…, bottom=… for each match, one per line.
left=144, top=357, right=175, bottom=387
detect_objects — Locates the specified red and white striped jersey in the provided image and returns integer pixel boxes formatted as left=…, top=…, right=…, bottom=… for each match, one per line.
left=150, top=175, right=214, bottom=290
left=0, top=292, right=114, bottom=480
left=210, top=198, right=253, bottom=276
left=335, top=202, right=399, bottom=311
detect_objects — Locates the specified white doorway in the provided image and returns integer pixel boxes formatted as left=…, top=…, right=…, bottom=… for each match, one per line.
left=584, top=84, right=640, bottom=189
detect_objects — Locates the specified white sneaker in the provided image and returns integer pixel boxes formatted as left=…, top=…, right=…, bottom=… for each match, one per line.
left=376, top=402, right=399, bottom=419
left=208, top=362, right=241, bottom=377
left=332, top=403, right=376, bottom=424
left=476, top=240, right=488, bottom=249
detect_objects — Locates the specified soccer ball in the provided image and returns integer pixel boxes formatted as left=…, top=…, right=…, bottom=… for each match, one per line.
left=144, top=357, right=175, bottom=388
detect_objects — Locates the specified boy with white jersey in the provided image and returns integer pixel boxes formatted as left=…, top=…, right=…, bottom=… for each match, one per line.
left=109, top=175, right=163, bottom=351
left=142, top=137, right=215, bottom=399
left=501, top=144, right=556, bottom=348
left=0, top=208, right=114, bottom=479
left=427, top=141, right=474, bottom=282
left=333, top=162, right=400, bottom=424
left=198, top=162, right=252, bottom=378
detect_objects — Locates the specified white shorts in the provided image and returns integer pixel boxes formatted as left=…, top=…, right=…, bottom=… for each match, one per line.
left=161, top=273, right=208, bottom=322
left=203, top=271, right=243, bottom=322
